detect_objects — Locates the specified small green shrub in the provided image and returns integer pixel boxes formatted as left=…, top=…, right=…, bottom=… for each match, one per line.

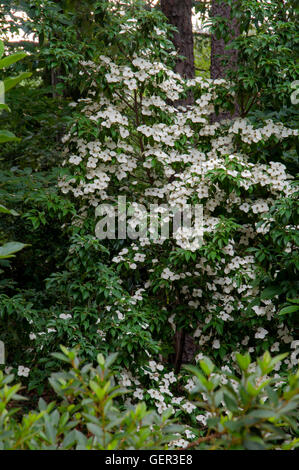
left=186, top=352, right=299, bottom=450
left=0, top=347, right=298, bottom=450
left=0, top=346, right=181, bottom=450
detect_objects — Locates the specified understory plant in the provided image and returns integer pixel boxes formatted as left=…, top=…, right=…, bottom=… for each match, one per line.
left=0, top=40, right=31, bottom=259
left=0, top=347, right=298, bottom=450
left=186, top=352, right=299, bottom=450
left=0, top=347, right=182, bottom=450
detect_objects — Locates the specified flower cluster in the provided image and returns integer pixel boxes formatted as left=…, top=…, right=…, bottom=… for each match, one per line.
left=55, top=16, right=298, bottom=417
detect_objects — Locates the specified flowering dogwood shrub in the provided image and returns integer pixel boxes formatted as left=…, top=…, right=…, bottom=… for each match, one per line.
left=0, top=0, right=297, bottom=450
left=2, top=3, right=296, bottom=413
left=52, top=10, right=299, bottom=379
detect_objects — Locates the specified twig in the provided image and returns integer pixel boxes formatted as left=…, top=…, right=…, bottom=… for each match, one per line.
left=181, top=432, right=224, bottom=450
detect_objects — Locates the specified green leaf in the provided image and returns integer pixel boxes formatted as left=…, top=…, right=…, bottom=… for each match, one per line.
left=184, top=365, right=211, bottom=391
left=243, top=436, right=266, bottom=450
left=86, top=423, right=104, bottom=440
left=105, top=353, right=118, bottom=369
left=223, top=393, right=239, bottom=413
left=279, top=305, right=299, bottom=316
left=0, top=103, right=10, bottom=112
left=4, top=72, right=32, bottom=93
left=62, top=430, right=77, bottom=448
left=247, top=408, right=275, bottom=419
left=269, top=353, right=288, bottom=369
left=246, top=380, right=259, bottom=397
left=236, top=353, right=251, bottom=371
left=97, top=353, right=105, bottom=367
left=260, top=286, right=282, bottom=300
left=0, top=130, right=19, bottom=143
left=199, top=357, right=215, bottom=376
left=0, top=53, right=27, bottom=70
left=0, top=241, right=29, bottom=258
left=0, top=204, right=19, bottom=216
left=286, top=298, right=299, bottom=304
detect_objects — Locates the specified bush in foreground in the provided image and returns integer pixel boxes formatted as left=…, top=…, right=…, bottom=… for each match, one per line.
left=0, top=347, right=298, bottom=450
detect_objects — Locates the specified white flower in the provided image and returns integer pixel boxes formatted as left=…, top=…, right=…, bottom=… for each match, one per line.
left=59, top=314, right=72, bottom=320
left=252, top=305, right=266, bottom=316
left=116, top=310, right=125, bottom=321
left=164, top=371, right=177, bottom=383
left=241, top=336, right=249, bottom=346
left=195, top=353, right=204, bottom=362
left=270, top=342, right=280, bottom=352
left=185, top=379, right=195, bottom=392
left=129, top=263, right=137, bottom=270
left=185, top=429, right=196, bottom=440
left=17, top=365, right=30, bottom=377
left=97, top=329, right=106, bottom=341
left=148, top=361, right=157, bottom=371
left=182, top=401, right=196, bottom=414
left=47, top=328, right=56, bottom=333
left=161, top=268, right=173, bottom=280
left=171, top=439, right=189, bottom=448
left=255, top=327, right=268, bottom=339
left=196, top=414, right=207, bottom=425
left=133, top=388, right=144, bottom=400
left=69, top=155, right=82, bottom=165
left=172, top=397, right=184, bottom=405
left=133, top=253, right=146, bottom=262
left=159, top=385, right=172, bottom=396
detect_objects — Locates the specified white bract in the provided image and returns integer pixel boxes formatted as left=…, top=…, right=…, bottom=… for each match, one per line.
left=55, top=17, right=298, bottom=420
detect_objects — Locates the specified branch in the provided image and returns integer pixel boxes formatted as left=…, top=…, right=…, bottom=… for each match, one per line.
left=195, top=66, right=209, bottom=72
left=194, top=32, right=211, bottom=38
left=180, top=431, right=224, bottom=450
left=113, top=89, right=135, bottom=112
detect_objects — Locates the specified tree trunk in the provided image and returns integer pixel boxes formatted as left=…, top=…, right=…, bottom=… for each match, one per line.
left=161, top=0, right=195, bottom=105
left=210, top=0, right=240, bottom=119
left=210, top=0, right=240, bottom=79
left=161, top=1, right=197, bottom=367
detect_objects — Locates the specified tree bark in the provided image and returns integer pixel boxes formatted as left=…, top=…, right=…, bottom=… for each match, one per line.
left=160, top=1, right=197, bottom=367
left=161, top=0, right=195, bottom=106
left=210, top=0, right=240, bottom=120
left=210, top=0, right=239, bottom=79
